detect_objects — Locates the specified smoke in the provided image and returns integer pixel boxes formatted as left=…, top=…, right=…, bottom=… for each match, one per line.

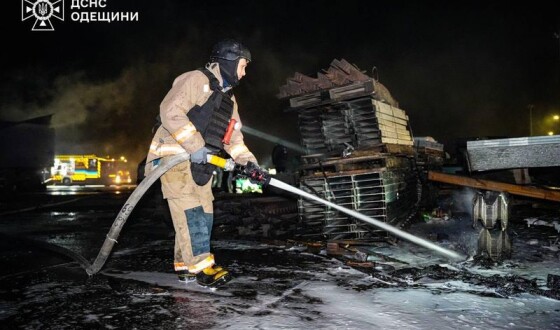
left=448, top=187, right=479, bottom=257
left=1, top=34, right=308, bottom=184
left=48, top=74, right=132, bottom=128
left=412, top=187, right=479, bottom=257
left=451, top=187, right=476, bottom=216
left=42, top=67, right=156, bottom=162
left=1, top=30, right=211, bottom=175
left=1, top=71, right=133, bottom=128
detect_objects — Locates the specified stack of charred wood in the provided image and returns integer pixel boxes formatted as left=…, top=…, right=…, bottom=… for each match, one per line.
left=278, top=59, right=413, bottom=157
left=277, top=58, right=399, bottom=108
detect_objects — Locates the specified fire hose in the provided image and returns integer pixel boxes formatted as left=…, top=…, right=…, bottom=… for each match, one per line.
left=86, top=153, right=234, bottom=275
left=86, top=154, right=463, bottom=275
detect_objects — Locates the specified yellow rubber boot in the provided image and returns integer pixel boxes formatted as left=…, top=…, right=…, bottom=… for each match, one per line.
left=196, top=265, right=232, bottom=287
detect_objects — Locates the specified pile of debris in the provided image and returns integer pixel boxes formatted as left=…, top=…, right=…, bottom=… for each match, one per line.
left=277, top=59, right=440, bottom=242
left=279, top=59, right=415, bottom=156
left=277, top=58, right=399, bottom=108
left=213, top=196, right=299, bottom=239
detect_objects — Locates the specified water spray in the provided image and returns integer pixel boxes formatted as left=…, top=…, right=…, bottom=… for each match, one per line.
left=240, top=161, right=465, bottom=260
left=269, top=178, right=464, bottom=260
left=87, top=154, right=463, bottom=275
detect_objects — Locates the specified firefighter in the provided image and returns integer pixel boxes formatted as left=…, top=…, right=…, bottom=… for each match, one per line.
left=144, top=39, right=257, bottom=287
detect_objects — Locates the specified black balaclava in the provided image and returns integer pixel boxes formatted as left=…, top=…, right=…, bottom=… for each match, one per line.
left=216, top=58, right=240, bottom=88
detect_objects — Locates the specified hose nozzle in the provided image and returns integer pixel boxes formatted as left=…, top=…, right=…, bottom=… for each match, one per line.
left=240, top=161, right=270, bottom=186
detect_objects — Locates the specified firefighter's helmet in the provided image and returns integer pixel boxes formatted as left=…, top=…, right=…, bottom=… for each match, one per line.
left=210, top=39, right=252, bottom=63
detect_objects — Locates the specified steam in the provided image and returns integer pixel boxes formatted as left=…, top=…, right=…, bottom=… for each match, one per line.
left=450, top=187, right=479, bottom=257
left=1, top=52, right=187, bottom=172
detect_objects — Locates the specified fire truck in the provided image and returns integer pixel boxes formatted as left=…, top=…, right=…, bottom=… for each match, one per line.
left=50, top=154, right=132, bottom=186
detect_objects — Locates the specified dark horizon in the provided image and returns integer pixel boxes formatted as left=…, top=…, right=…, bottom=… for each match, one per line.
left=3, top=1, right=560, bottom=166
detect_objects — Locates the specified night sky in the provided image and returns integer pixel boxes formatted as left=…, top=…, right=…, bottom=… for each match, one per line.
left=3, top=1, right=560, bottom=167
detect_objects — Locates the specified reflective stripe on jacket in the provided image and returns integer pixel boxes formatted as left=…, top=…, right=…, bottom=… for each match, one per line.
left=145, top=62, right=256, bottom=173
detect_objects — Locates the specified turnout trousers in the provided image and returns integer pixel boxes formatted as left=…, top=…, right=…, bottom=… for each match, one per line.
left=160, top=161, right=216, bottom=274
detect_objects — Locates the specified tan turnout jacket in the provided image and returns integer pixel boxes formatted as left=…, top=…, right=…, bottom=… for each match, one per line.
left=145, top=62, right=256, bottom=173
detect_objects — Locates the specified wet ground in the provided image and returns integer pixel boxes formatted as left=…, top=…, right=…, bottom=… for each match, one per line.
left=0, top=185, right=559, bottom=329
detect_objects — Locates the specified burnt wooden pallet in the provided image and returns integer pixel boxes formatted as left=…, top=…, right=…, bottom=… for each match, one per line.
left=289, top=80, right=376, bottom=109
left=289, top=90, right=328, bottom=108
left=329, top=79, right=375, bottom=100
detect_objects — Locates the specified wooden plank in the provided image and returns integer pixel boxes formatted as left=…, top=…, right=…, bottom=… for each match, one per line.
left=373, top=100, right=408, bottom=120
left=379, top=120, right=407, bottom=131
left=289, top=91, right=324, bottom=108
left=381, top=137, right=412, bottom=146
left=384, top=144, right=415, bottom=154
left=375, top=112, right=409, bottom=126
left=381, top=130, right=398, bottom=139
left=391, top=107, right=408, bottom=120
left=377, top=118, right=397, bottom=129
left=378, top=123, right=396, bottom=132
left=381, top=137, right=398, bottom=144
left=375, top=100, right=394, bottom=115
left=329, top=80, right=375, bottom=100
left=396, top=127, right=411, bottom=136
left=428, top=171, right=560, bottom=202
left=396, top=133, right=412, bottom=141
